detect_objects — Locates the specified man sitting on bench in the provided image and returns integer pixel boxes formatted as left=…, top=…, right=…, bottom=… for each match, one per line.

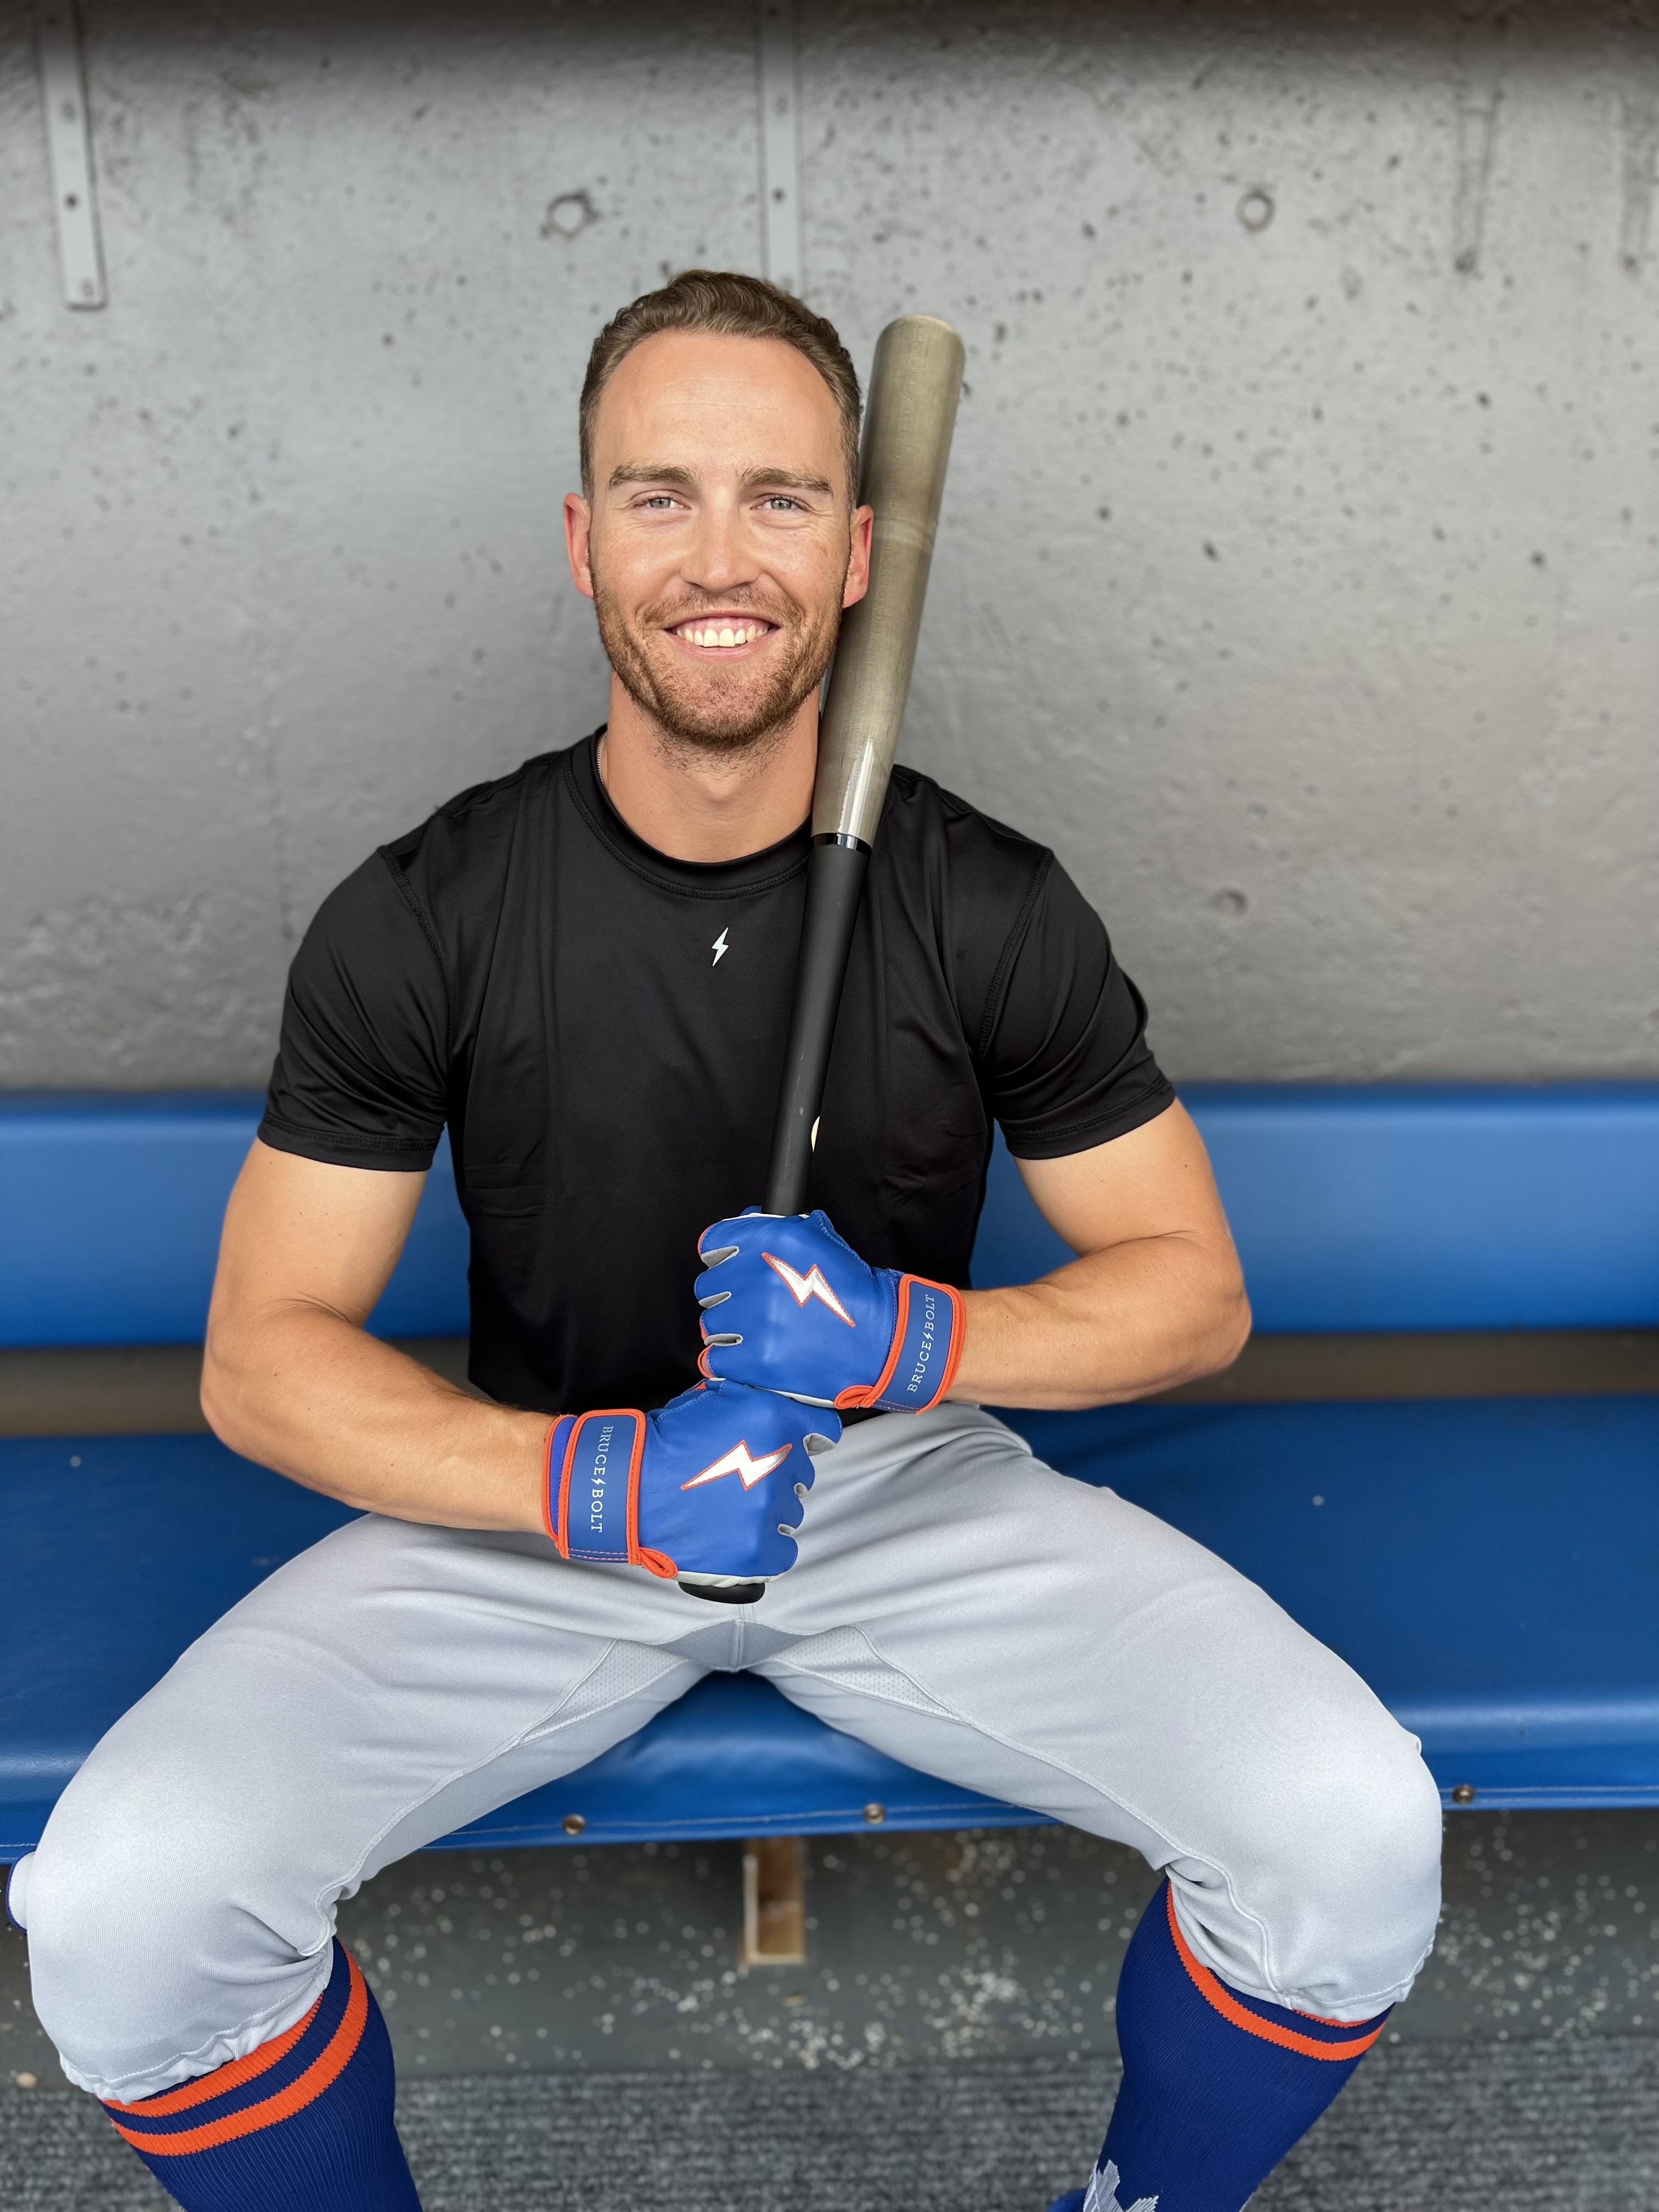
left=8, top=272, right=1441, bottom=2212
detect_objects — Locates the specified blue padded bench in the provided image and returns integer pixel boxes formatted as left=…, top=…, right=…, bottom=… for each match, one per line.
left=2, top=1085, right=1657, bottom=1861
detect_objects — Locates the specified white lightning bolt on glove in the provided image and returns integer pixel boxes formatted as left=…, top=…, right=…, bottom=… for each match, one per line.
left=696, top=1209, right=963, bottom=1414
left=543, top=1379, right=838, bottom=1584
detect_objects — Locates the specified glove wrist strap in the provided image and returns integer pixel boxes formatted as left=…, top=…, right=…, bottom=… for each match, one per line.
left=837, top=1276, right=964, bottom=1414
left=542, top=1411, right=678, bottom=1579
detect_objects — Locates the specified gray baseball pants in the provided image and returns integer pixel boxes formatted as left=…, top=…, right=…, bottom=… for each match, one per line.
left=9, top=1403, right=1442, bottom=2103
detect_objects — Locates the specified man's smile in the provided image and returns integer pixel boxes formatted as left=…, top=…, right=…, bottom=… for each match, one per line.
left=665, top=615, right=779, bottom=656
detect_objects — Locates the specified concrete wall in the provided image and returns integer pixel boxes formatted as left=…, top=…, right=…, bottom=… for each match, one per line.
left=3, top=0, right=1655, bottom=1087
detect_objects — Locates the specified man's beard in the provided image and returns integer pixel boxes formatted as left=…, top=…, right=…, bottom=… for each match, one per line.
left=591, top=571, right=842, bottom=758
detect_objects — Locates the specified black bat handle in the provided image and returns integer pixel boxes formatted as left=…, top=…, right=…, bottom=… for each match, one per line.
left=677, top=834, right=871, bottom=1607
left=763, top=835, right=871, bottom=1216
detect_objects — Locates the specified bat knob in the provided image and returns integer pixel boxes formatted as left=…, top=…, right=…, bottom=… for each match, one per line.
left=678, top=1575, right=765, bottom=1606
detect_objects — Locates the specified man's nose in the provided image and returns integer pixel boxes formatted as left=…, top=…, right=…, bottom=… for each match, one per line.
left=682, top=496, right=754, bottom=595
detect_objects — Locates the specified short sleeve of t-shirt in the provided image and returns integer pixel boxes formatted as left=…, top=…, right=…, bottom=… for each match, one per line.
left=978, top=854, right=1174, bottom=1159
left=257, top=852, right=450, bottom=1171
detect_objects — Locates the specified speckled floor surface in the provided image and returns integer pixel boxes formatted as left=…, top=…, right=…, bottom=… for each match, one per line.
left=3, top=2037, right=1658, bottom=2210
left=5, top=1813, right=1659, bottom=2205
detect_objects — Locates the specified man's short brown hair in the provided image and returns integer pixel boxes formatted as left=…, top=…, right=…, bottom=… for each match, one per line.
left=579, top=270, right=862, bottom=503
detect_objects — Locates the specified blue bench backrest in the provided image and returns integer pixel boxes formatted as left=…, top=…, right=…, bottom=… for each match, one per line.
left=0, top=1096, right=469, bottom=1347
left=974, top=1084, right=1659, bottom=1331
left=2, top=1085, right=1657, bottom=1347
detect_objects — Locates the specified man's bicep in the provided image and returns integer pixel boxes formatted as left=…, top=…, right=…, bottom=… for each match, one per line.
left=1013, top=1102, right=1237, bottom=1261
left=211, top=1138, right=428, bottom=1330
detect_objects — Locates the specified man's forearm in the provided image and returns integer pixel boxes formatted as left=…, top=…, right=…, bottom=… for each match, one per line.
left=947, top=1232, right=1250, bottom=1412
left=201, top=1302, right=550, bottom=1532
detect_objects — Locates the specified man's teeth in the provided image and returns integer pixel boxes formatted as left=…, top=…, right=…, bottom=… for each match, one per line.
left=679, top=622, right=768, bottom=648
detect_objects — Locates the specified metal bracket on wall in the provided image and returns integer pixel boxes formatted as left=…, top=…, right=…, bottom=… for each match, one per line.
left=36, top=3, right=106, bottom=309
left=757, top=0, right=802, bottom=294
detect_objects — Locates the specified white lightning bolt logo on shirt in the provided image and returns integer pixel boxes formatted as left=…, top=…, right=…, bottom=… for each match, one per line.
left=681, top=1438, right=793, bottom=1492
left=711, top=929, right=729, bottom=966
left=763, top=1251, right=856, bottom=1327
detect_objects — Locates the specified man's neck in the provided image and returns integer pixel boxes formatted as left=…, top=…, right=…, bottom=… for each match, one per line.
left=597, top=675, right=817, bottom=862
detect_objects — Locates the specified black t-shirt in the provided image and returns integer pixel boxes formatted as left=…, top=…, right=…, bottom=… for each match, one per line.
left=259, top=733, right=1173, bottom=1413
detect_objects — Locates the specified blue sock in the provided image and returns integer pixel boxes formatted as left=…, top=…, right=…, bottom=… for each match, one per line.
left=1078, top=1880, right=1389, bottom=2211
left=100, top=1941, right=420, bottom=2210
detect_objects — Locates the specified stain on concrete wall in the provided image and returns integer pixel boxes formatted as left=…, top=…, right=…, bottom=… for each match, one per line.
left=2, top=0, right=1655, bottom=1086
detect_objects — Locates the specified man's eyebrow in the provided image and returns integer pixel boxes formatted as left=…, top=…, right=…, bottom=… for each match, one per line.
left=608, top=463, right=698, bottom=490
left=607, top=462, right=836, bottom=498
left=740, top=467, right=836, bottom=497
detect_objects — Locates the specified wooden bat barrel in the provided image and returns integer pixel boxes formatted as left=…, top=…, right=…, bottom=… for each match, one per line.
left=761, top=314, right=966, bottom=1219
left=814, top=314, right=967, bottom=846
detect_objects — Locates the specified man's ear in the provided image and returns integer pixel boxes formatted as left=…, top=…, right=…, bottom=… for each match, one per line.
left=564, top=492, right=596, bottom=601
left=842, top=503, right=874, bottom=610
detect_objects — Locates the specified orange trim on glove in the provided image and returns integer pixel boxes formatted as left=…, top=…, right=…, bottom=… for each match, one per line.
left=929, top=1279, right=966, bottom=1404
left=543, top=1413, right=679, bottom=1581
left=836, top=1276, right=964, bottom=1414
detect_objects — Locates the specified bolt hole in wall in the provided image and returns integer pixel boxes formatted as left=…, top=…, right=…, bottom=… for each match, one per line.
left=541, top=189, right=596, bottom=239
left=1237, top=187, right=1275, bottom=231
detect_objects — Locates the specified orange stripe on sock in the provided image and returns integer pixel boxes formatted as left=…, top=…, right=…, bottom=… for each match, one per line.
left=108, top=1954, right=369, bottom=2155
left=105, top=1988, right=324, bottom=2117
left=1163, top=1886, right=1386, bottom=2062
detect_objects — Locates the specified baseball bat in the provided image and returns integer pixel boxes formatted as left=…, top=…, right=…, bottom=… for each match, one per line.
left=678, top=312, right=966, bottom=1606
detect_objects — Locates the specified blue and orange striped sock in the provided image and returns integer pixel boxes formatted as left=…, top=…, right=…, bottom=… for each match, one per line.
left=99, top=1941, right=420, bottom=2210
left=1068, top=1880, right=1390, bottom=2212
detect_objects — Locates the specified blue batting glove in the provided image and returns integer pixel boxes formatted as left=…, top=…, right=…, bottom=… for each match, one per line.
left=696, top=1210, right=963, bottom=1415
left=542, top=1380, right=838, bottom=1584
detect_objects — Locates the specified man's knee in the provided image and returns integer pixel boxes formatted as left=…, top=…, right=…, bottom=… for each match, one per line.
left=1177, top=1683, right=1443, bottom=2024
left=17, top=1762, right=320, bottom=2098
left=1256, top=1701, right=1442, bottom=2016
left=1304, top=1711, right=1442, bottom=1973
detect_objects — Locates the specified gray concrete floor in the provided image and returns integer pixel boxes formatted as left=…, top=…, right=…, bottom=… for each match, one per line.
left=6, top=1809, right=1658, bottom=2091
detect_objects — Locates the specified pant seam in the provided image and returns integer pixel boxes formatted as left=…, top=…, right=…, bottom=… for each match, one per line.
left=817, top=1617, right=1431, bottom=2016
left=772, top=1620, right=1296, bottom=2001
left=309, top=1639, right=693, bottom=1937
left=772, top=1623, right=1194, bottom=1867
